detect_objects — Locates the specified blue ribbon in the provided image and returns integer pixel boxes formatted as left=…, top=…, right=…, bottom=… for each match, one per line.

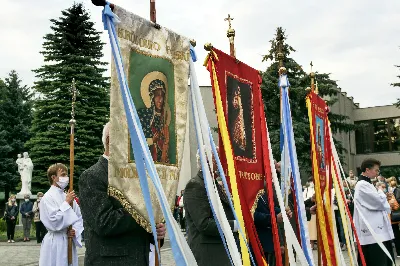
left=103, top=5, right=187, bottom=265
left=189, top=45, right=197, bottom=62
left=281, top=85, right=314, bottom=266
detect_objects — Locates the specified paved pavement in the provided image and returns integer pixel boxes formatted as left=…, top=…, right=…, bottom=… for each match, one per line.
left=1, top=239, right=400, bottom=265
left=0, top=240, right=175, bottom=266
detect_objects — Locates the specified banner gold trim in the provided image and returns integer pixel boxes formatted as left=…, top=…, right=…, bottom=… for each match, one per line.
left=108, top=186, right=152, bottom=233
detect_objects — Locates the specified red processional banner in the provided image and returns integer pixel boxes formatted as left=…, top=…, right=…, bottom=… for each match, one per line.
left=307, top=91, right=337, bottom=265
left=206, top=48, right=282, bottom=266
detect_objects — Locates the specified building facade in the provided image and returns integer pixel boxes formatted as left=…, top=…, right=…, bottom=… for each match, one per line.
left=323, top=89, right=400, bottom=176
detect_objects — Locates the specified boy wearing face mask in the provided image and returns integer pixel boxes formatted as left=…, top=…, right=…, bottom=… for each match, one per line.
left=39, top=163, right=84, bottom=266
left=20, top=194, right=34, bottom=241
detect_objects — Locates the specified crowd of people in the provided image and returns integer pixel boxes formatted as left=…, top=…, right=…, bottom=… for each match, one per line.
left=3, top=122, right=400, bottom=266
left=181, top=151, right=400, bottom=266
left=4, top=192, right=47, bottom=244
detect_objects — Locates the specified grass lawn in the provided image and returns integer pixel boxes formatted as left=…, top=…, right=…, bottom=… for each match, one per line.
left=0, top=226, right=37, bottom=242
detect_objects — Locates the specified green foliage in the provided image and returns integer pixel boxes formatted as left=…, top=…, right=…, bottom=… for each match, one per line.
left=380, top=166, right=400, bottom=179
left=26, top=3, right=109, bottom=192
left=0, top=71, right=33, bottom=200
left=261, top=27, right=355, bottom=176
left=0, top=219, right=6, bottom=232
left=392, top=53, right=400, bottom=107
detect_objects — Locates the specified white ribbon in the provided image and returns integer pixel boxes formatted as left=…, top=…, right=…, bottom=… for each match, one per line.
left=266, top=119, right=309, bottom=266
left=189, top=58, right=242, bottom=265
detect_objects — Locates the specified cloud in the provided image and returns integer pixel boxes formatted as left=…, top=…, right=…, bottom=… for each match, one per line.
left=0, top=0, right=399, bottom=107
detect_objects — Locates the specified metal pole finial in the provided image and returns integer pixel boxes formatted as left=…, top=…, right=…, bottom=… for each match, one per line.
left=310, top=61, right=316, bottom=93
left=70, top=79, right=77, bottom=126
left=277, top=30, right=285, bottom=68
left=224, top=14, right=236, bottom=57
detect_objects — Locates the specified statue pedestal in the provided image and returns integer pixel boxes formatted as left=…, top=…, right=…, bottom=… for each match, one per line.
left=15, top=194, right=37, bottom=231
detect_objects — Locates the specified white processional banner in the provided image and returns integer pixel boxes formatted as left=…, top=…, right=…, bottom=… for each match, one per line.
left=108, top=5, right=190, bottom=232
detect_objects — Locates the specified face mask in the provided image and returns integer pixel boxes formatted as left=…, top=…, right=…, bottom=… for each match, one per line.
left=56, top=176, right=69, bottom=189
left=38, top=197, right=42, bottom=201
left=11, top=199, right=16, bottom=203
left=344, top=187, right=349, bottom=191
left=25, top=199, right=29, bottom=202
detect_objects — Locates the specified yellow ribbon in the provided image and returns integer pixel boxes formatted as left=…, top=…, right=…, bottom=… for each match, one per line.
left=324, top=163, right=340, bottom=265
left=208, top=54, right=251, bottom=266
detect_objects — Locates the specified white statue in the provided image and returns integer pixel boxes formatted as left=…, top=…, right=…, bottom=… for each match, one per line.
left=18, top=152, right=33, bottom=195
left=16, top=154, right=24, bottom=175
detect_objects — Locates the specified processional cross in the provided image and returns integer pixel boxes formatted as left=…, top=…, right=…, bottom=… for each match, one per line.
left=309, top=61, right=318, bottom=94
left=224, top=14, right=236, bottom=57
left=224, top=14, right=234, bottom=29
left=67, top=78, right=77, bottom=264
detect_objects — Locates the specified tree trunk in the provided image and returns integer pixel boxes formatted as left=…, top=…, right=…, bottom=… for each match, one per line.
left=5, top=185, right=10, bottom=202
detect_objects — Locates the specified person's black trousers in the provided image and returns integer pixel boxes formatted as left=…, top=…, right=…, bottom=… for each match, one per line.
left=6, top=219, right=16, bottom=240
left=358, top=240, right=395, bottom=266
left=35, top=221, right=47, bottom=243
left=392, top=224, right=400, bottom=256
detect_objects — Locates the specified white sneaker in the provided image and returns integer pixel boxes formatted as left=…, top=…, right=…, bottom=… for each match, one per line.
left=11, top=240, right=15, bottom=243
left=7, top=240, right=10, bottom=243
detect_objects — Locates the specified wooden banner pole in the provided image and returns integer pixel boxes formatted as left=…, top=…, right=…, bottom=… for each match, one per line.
left=67, top=79, right=77, bottom=265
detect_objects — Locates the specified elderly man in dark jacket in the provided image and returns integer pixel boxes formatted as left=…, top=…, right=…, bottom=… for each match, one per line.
left=184, top=151, right=239, bottom=266
left=79, top=123, right=165, bottom=266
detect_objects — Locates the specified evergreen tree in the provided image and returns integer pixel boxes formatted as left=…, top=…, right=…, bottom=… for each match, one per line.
left=27, top=3, right=109, bottom=192
left=0, top=71, right=33, bottom=200
left=392, top=54, right=400, bottom=107
left=261, top=28, right=355, bottom=177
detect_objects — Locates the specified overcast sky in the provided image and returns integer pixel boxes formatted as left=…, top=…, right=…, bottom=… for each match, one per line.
left=1, top=0, right=399, bottom=107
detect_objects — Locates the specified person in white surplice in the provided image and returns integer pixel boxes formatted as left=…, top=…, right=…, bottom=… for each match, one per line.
left=39, top=163, right=84, bottom=266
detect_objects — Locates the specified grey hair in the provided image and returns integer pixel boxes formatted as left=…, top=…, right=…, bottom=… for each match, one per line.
left=102, top=122, right=111, bottom=151
left=375, top=181, right=385, bottom=189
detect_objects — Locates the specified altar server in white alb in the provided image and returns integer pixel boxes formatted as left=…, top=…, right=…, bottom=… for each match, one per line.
left=39, top=163, right=84, bottom=266
left=354, top=158, right=394, bottom=266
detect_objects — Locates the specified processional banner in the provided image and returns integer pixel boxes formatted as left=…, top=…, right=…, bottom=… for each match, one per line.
left=206, top=48, right=280, bottom=265
left=108, top=6, right=190, bottom=232
left=306, top=91, right=337, bottom=265
left=307, top=91, right=367, bottom=266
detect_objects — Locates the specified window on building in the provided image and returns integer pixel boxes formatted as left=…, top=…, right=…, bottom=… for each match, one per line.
left=355, top=117, right=400, bottom=154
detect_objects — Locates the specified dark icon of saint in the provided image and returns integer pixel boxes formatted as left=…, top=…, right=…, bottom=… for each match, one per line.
left=137, top=72, right=171, bottom=163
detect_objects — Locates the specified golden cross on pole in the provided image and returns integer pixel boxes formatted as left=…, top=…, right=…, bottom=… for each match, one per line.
left=224, top=14, right=234, bottom=29
left=310, top=61, right=316, bottom=93
left=224, top=14, right=236, bottom=57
